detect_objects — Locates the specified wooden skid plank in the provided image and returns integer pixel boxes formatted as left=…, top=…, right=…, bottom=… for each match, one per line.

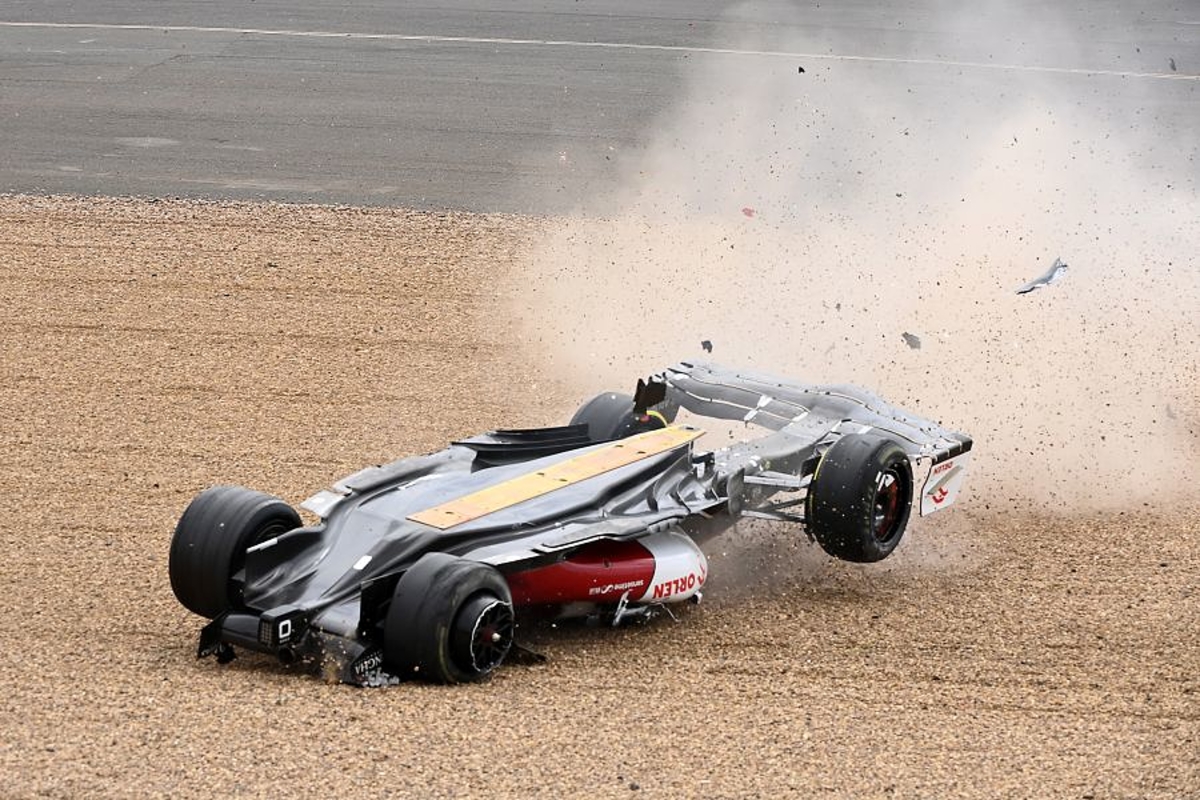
left=408, top=425, right=703, bottom=530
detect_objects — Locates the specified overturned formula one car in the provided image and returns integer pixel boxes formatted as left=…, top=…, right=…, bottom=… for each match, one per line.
left=169, top=362, right=972, bottom=685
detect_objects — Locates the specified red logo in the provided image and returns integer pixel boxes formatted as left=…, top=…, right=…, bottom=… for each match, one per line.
left=930, top=487, right=949, bottom=505
left=650, top=573, right=700, bottom=600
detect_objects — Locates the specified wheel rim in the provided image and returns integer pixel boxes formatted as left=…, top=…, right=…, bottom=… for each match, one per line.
left=872, top=469, right=906, bottom=543
left=452, top=594, right=515, bottom=676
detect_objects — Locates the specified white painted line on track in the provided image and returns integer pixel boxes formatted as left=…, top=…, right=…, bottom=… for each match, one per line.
left=1, top=20, right=1197, bottom=82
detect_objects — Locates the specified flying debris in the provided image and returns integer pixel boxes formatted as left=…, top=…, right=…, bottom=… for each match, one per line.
left=701, top=340, right=713, bottom=353
left=1016, top=257, right=1068, bottom=294
left=901, top=332, right=922, bottom=350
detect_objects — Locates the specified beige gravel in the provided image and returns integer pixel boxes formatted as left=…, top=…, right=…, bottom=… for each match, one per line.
left=0, top=195, right=1196, bottom=799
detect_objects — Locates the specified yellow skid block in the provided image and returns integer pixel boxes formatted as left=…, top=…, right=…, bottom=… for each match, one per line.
left=408, top=425, right=704, bottom=530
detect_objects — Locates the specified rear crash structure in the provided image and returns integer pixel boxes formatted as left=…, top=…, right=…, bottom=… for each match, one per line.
left=168, top=362, right=972, bottom=685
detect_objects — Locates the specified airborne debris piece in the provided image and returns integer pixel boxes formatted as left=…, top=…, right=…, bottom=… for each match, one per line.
left=798, top=65, right=806, bottom=74
left=741, top=207, right=756, bottom=218
left=1016, top=257, right=1069, bottom=294
left=902, top=332, right=922, bottom=350
left=701, top=339, right=713, bottom=353
left=169, top=362, right=972, bottom=686
left=1169, top=57, right=1177, bottom=72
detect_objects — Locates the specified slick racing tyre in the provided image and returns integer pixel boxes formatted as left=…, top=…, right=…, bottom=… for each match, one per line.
left=384, top=553, right=515, bottom=684
left=569, top=392, right=666, bottom=442
left=169, top=486, right=301, bottom=619
left=805, top=434, right=914, bottom=563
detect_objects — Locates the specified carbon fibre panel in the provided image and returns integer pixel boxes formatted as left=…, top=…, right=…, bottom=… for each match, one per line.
left=407, top=425, right=704, bottom=530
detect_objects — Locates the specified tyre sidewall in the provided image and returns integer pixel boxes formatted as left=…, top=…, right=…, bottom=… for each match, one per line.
left=169, top=486, right=301, bottom=618
left=384, top=553, right=513, bottom=683
left=569, top=392, right=664, bottom=441
left=806, top=435, right=914, bottom=563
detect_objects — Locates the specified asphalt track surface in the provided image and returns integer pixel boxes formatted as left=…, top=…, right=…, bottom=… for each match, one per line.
left=2, top=1, right=1199, bottom=211
left=2, top=3, right=1199, bottom=798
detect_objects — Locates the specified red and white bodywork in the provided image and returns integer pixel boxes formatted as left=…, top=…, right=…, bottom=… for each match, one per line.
left=506, top=530, right=707, bottom=615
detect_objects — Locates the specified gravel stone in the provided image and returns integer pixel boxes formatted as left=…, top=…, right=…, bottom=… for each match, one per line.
left=0, top=195, right=1196, bottom=799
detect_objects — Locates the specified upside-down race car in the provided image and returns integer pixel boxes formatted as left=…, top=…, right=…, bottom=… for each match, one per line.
left=169, top=362, right=972, bottom=685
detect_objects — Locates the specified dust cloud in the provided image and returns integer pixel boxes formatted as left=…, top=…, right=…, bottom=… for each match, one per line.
left=515, top=8, right=1199, bottom=512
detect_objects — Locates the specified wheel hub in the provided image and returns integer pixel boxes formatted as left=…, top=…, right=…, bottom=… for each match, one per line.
left=872, top=469, right=904, bottom=542
left=452, top=595, right=515, bottom=676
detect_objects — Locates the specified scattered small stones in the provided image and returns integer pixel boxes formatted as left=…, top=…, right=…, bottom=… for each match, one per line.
left=1, top=195, right=1196, bottom=799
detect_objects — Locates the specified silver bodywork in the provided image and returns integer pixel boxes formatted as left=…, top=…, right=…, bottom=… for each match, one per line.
left=200, top=361, right=972, bottom=684
left=657, top=362, right=971, bottom=521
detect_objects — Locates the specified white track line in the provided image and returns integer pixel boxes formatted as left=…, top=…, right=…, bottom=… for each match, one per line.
left=1, top=20, right=1196, bottom=82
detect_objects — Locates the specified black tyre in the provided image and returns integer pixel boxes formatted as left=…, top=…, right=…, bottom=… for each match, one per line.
left=384, top=553, right=515, bottom=683
left=569, top=392, right=666, bottom=442
left=805, top=434, right=914, bottom=563
left=169, top=485, right=301, bottom=619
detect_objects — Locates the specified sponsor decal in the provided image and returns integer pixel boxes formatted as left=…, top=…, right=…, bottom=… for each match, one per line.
left=588, top=580, right=645, bottom=597
left=352, top=650, right=384, bottom=679
left=920, top=452, right=970, bottom=516
left=650, top=572, right=701, bottom=600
